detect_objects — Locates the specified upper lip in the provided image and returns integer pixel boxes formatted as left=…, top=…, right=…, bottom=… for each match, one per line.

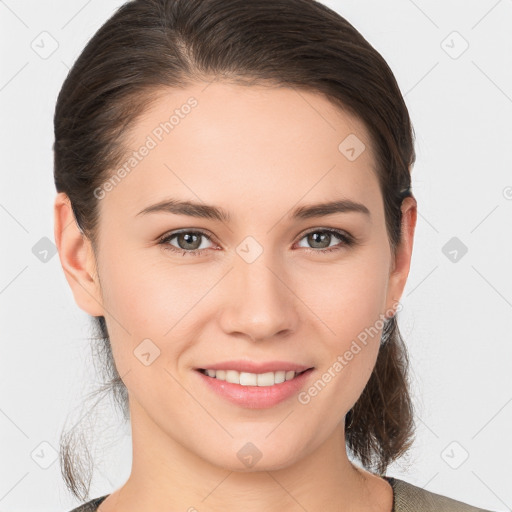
left=196, top=360, right=313, bottom=374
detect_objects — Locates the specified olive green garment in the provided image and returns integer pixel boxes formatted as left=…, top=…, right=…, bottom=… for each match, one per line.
left=67, top=476, right=497, bottom=511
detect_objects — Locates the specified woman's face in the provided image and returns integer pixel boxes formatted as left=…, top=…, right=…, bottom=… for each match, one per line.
left=57, top=81, right=416, bottom=472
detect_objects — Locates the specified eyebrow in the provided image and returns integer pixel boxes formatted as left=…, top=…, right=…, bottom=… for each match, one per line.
left=136, top=197, right=371, bottom=222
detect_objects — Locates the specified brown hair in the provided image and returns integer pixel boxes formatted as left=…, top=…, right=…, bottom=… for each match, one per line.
left=54, top=0, right=416, bottom=501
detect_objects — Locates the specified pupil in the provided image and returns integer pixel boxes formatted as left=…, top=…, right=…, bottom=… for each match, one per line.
left=310, top=232, right=329, bottom=248
left=181, top=233, right=199, bottom=249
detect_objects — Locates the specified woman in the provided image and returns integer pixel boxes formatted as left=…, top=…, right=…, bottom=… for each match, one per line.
left=53, top=0, right=496, bottom=510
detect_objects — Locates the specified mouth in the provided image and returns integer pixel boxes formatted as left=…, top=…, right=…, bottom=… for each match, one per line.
left=196, top=367, right=313, bottom=387
left=194, top=366, right=316, bottom=409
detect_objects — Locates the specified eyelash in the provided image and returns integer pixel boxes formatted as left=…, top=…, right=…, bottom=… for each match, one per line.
left=157, top=228, right=355, bottom=257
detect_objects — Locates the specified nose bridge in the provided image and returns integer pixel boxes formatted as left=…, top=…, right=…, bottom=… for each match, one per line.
left=219, top=244, right=299, bottom=340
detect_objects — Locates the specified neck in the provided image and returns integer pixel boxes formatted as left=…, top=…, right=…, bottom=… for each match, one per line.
left=99, top=397, right=391, bottom=512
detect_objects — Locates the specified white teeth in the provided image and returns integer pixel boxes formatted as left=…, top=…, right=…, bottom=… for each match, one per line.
left=201, top=369, right=301, bottom=386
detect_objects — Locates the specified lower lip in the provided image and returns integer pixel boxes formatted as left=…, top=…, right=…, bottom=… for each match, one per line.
left=195, top=368, right=315, bottom=409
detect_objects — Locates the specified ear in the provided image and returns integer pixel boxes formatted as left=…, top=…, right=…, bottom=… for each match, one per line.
left=53, top=192, right=104, bottom=316
left=385, top=195, right=417, bottom=315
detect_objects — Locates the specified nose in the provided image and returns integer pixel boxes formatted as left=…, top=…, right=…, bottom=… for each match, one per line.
left=217, top=251, right=300, bottom=342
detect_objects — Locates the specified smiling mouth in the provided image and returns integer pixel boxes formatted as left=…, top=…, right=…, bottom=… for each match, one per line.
left=196, top=368, right=312, bottom=387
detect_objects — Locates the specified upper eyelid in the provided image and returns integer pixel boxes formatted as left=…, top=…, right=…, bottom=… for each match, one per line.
left=160, top=228, right=215, bottom=243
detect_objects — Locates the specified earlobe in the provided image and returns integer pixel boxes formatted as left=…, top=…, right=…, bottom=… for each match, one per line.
left=385, top=196, right=417, bottom=314
left=53, top=192, right=104, bottom=316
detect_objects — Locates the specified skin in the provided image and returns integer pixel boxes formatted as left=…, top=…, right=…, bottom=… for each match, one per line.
left=54, top=80, right=416, bottom=512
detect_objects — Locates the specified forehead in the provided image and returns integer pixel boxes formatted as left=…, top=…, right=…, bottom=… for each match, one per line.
left=99, top=81, right=381, bottom=223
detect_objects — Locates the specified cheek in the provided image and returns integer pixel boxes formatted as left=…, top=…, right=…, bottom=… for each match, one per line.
left=301, top=252, right=390, bottom=338
left=98, top=245, right=197, bottom=331
left=95, top=250, right=198, bottom=402
left=297, top=248, right=390, bottom=401
left=96, top=248, right=219, bottom=370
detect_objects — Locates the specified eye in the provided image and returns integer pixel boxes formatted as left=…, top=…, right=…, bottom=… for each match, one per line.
left=158, top=230, right=216, bottom=257
left=295, top=228, right=355, bottom=254
left=157, top=227, right=355, bottom=257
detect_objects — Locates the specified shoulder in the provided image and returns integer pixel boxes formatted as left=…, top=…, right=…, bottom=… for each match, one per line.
left=389, top=477, right=496, bottom=512
left=67, top=494, right=109, bottom=512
